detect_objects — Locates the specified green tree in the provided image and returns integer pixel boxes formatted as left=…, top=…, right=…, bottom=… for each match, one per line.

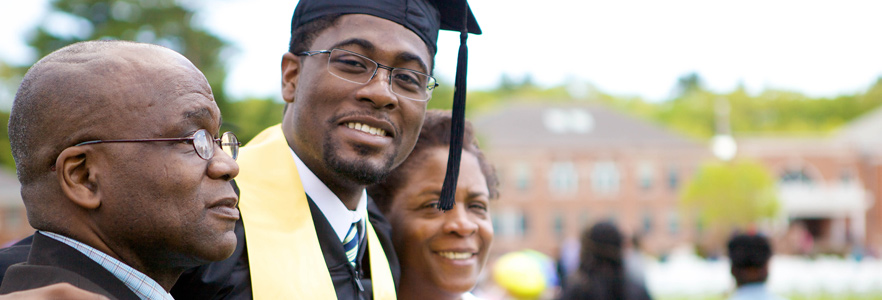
left=223, top=98, right=285, bottom=144
left=0, top=0, right=238, bottom=171
left=680, top=160, right=780, bottom=231
left=673, top=72, right=705, bottom=98
left=26, top=0, right=233, bottom=113
left=0, top=61, right=22, bottom=169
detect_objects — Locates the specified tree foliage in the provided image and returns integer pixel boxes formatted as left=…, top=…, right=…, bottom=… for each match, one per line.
left=223, top=98, right=285, bottom=143
left=0, top=0, right=239, bottom=170
left=680, top=160, right=780, bottom=230
left=28, top=0, right=231, bottom=106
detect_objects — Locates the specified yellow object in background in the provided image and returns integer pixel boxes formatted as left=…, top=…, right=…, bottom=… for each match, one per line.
left=492, top=250, right=549, bottom=299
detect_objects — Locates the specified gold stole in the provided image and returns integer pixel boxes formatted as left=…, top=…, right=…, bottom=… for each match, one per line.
left=235, top=124, right=396, bottom=299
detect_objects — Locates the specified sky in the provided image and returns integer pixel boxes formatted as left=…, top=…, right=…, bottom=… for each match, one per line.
left=2, top=0, right=882, bottom=102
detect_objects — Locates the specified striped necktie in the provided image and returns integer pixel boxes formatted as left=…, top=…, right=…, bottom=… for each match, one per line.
left=343, top=221, right=360, bottom=267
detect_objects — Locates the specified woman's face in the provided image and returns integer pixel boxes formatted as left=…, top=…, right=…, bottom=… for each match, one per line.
left=386, top=147, right=493, bottom=296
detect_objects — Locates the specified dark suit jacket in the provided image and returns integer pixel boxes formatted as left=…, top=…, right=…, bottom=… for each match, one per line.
left=0, top=232, right=139, bottom=300
left=169, top=195, right=401, bottom=299
left=0, top=235, right=32, bottom=284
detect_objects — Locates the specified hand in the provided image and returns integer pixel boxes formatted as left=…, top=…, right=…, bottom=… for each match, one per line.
left=0, top=283, right=109, bottom=300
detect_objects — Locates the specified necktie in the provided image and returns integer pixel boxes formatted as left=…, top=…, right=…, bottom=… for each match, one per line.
left=343, top=221, right=360, bottom=267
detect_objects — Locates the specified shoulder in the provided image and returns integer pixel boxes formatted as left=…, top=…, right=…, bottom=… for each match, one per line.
left=0, top=236, right=33, bottom=285
left=0, top=264, right=116, bottom=298
left=366, top=196, right=392, bottom=236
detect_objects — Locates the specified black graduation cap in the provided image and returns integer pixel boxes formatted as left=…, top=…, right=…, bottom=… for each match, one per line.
left=291, top=0, right=481, bottom=211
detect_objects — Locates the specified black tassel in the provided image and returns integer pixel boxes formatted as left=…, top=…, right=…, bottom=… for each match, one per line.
left=438, top=4, right=470, bottom=211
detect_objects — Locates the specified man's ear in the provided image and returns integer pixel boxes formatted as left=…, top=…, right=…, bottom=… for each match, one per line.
left=56, top=147, right=100, bottom=210
left=281, top=52, right=301, bottom=104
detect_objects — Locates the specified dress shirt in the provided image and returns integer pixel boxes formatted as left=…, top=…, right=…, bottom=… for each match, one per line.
left=290, top=149, right=367, bottom=243
left=41, top=231, right=174, bottom=300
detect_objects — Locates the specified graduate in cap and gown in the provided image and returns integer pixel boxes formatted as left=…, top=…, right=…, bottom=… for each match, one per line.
left=169, top=0, right=482, bottom=299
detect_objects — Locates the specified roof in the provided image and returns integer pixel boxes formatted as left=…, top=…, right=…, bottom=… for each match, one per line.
left=837, top=105, right=882, bottom=153
left=472, top=102, right=704, bottom=150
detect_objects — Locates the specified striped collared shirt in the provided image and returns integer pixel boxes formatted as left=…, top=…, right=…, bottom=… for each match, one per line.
left=41, top=231, right=175, bottom=300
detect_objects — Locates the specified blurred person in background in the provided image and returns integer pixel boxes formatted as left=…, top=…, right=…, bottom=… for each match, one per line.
left=624, top=234, right=647, bottom=289
left=559, top=222, right=652, bottom=300
left=369, top=110, right=497, bottom=300
left=556, top=237, right=580, bottom=290
left=727, top=233, right=786, bottom=300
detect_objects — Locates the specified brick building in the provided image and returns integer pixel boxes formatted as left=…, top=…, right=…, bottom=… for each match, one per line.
left=474, top=102, right=709, bottom=257
left=475, top=102, right=882, bottom=258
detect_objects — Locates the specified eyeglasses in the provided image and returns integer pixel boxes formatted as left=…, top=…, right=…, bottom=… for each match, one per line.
left=295, top=48, right=438, bottom=102
left=75, top=129, right=240, bottom=160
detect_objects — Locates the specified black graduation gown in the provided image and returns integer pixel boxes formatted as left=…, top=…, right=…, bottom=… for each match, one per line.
left=0, top=232, right=140, bottom=300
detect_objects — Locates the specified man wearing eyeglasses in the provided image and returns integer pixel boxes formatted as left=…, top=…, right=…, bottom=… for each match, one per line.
left=0, top=40, right=241, bottom=299
left=168, top=0, right=481, bottom=299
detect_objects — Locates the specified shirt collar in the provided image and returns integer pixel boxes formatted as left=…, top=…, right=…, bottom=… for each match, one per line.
left=40, top=231, right=175, bottom=300
left=290, top=148, right=367, bottom=242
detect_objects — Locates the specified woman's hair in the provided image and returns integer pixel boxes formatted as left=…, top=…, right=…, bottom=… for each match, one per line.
left=572, top=221, right=626, bottom=300
left=369, top=109, right=499, bottom=213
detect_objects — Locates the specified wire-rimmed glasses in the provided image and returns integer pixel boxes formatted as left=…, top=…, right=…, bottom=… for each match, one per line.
left=295, top=48, right=438, bottom=102
left=75, top=129, right=240, bottom=160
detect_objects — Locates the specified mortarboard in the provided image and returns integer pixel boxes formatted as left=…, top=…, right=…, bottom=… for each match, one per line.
left=291, top=0, right=481, bottom=211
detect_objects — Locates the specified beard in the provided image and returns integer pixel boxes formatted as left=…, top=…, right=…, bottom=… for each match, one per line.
left=323, top=134, right=397, bottom=185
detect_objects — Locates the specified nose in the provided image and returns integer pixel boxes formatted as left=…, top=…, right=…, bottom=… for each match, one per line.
left=207, top=149, right=239, bottom=181
left=442, top=204, right=479, bottom=237
left=355, top=67, right=399, bottom=110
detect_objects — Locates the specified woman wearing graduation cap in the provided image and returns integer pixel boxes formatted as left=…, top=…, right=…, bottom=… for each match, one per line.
left=369, top=110, right=498, bottom=300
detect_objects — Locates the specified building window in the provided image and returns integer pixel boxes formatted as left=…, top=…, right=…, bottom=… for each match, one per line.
left=591, top=161, right=620, bottom=195
left=642, top=212, right=653, bottom=233
left=780, top=167, right=813, bottom=186
left=668, top=211, right=679, bottom=235
left=667, top=166, right=679, bottom=190
left=543, top=108, right=594, bottom=134
left=493, top=209, right=528, bottom=238
left=553, top=212, right=565, bottom=238
left=549, top=161, right=578, bottom=195
left=637, top=162, right=654, bottom=191
left=513, top=162, right=531, bottom=191
left=839, top=168, right=856, bottom=186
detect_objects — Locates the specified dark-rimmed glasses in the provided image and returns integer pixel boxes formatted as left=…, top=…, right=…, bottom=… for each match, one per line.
left=75, top=129, right=240, bottom=160
left=295, top=48, right=438, bottom=102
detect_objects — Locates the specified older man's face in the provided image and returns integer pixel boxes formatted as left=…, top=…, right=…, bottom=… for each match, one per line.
left=91, top=47, right=240, bottom=267
left=284, top=14, right=432, bottom=187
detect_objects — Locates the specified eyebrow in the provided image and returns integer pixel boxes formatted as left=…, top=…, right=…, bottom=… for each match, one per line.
left=331, top=38, right=375, bottom=52
left=396, top=52, right=429, bottom=74
left=331, top=38, right=430, bottom=73
left=468, top=191, right=489, bottom=199
left=184, top=107, right=213, bottom=121
left=420, top=190, right=443, bottom=198
left=181, top=107, right=220, bottom=132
